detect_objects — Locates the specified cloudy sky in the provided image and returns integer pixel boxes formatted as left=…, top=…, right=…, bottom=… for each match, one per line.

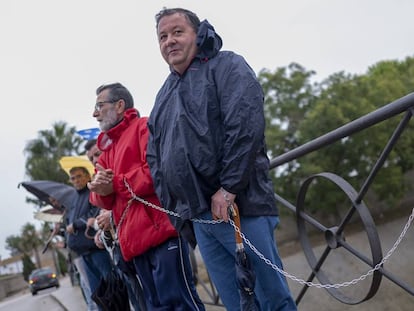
left=0, top=0, right=413, bottom=259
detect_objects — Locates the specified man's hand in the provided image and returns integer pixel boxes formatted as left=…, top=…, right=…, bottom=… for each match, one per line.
left=88, top=163, right=114, bottom=196
left=66, top=224, right=75, bottom=234
left=94, top=230, right=105, bottom=249
left=211, top=188, right=236, bottom=222
left=87, top=217, right=97, bottom=229
left=96, top=210, right=111, bottom=231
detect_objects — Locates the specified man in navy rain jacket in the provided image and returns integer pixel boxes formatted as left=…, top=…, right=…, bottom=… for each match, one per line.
left=147, top=7, right=297, bottom=311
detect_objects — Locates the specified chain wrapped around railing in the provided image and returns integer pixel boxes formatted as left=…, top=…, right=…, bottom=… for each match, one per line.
left=123, top=92, right=414, bottom=306
left=123, top=173, right=414, bottom=305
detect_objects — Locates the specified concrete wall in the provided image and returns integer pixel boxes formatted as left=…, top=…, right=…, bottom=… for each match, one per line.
left=0, top=274, right=27, bottom=300
left=0, top=247, right=65, bottom=301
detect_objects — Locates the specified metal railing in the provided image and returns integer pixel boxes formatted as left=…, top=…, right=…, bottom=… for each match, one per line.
left=269, top=92, right=414, bottom=305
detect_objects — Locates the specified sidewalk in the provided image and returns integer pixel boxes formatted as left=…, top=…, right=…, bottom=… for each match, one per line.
left=51, top=276, right=86, bottom=311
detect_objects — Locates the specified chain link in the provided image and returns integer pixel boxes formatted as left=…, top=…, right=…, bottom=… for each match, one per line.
left=123, top=178, right=414, bottom=289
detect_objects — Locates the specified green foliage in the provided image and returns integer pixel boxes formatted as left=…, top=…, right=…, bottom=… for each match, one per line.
left=56, top=249, right=68, bottom=275
left=5, top=235, right=23, bottom=257
left=20, top=223, right=43, bottom=251
left=5, top=222, right=44, bottom=269
left=24, top=121, right=84, bottom=185
left=260, top=56, right=414, bottom=216
left=259, top=62, right=319, bottom=158
left=5, top=223, right=42, bottom=255
left=22, top=121, right=83, bottom=216
left=22, top=253, right=36, bottom=281
left=258, top=63, right=319, bottom=203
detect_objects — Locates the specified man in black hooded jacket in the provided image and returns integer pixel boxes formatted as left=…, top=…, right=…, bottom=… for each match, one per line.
left=147, top=7, right=297, bottom=311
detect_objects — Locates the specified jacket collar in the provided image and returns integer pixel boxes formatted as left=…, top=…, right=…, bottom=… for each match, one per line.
left=97, top=108, right=139, bottom=151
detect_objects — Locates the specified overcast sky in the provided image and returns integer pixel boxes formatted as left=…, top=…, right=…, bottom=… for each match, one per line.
left=1, top=0, right=413, bottom=259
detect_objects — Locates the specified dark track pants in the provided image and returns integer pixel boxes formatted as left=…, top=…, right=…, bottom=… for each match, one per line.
left=132, top=236, right=205, bottom=311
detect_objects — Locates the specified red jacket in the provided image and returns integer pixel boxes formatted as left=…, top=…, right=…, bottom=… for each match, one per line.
left=89, top=108, right=177, bottom=261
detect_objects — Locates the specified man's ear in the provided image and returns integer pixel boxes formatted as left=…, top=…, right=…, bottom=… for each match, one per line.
left=115, top=99, right=126, bottom=113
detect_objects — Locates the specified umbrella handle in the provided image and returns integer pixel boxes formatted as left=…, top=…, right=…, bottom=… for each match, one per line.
left=230, top=204, right=243, bottom=245
left=42, top=228, right=57, bottom=254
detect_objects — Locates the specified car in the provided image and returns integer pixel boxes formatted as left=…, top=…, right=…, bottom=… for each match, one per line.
left=28, top=267, right=60, bottom=295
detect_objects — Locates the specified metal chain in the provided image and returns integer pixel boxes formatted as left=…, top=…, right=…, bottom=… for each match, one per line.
left=123, top=178, right=224, bottom=225
left=123, top=178, right=414, bottom=289
left=231, top=208, right=414, bottom=289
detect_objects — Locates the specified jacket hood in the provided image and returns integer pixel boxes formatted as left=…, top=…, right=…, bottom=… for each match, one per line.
left=196, top=19, right=223, bottom=60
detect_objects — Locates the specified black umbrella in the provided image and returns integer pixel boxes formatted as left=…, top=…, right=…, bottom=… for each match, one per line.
left=92, top=267, right=131, bottom=311
left=18, top=180, right=77, bottom=212
left=18, top=180, right=76, bottom=253
left=231, top=205, right=259, bottom=310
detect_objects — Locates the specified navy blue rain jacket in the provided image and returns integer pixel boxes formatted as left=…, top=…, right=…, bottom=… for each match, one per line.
left=147, top=20, right=278, bottom=233
left=65, top=187, right=101, bottom=255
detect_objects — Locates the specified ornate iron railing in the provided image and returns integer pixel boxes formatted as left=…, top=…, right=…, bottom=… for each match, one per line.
left=269, top=92, right=414, bottom=305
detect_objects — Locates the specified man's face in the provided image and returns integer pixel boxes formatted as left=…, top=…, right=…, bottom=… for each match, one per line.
left=87, top=144, right=101, bottom=167
left=157, top=13, right=198, bottom=75
left=93, top=89, right=120, bottom=131
left=69, top=168, right=90, bottom=190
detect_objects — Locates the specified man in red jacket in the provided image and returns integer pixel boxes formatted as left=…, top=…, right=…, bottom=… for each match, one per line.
left=88, top=82, right=205, bottom=310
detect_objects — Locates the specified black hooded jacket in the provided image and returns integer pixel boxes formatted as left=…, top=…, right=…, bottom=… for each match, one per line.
left=147, top=20, right=278, bottom=233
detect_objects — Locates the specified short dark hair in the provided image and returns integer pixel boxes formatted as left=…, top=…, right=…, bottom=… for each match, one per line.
left=84, top=139, right=97, bottom=152
left=155, top=7, right=200, bottom=33
left=96, top=82, right=134, bottom=110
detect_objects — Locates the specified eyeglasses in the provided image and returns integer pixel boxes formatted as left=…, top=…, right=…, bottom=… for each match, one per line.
left=94, top=100, right=117, bottom=112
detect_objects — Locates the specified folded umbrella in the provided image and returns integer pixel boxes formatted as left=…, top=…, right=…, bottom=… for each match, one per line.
left=92, top=267, right=131, bottom=311
left=231, top=205, right=259, bottom=311
left=41, top=220, right=64, bottom=253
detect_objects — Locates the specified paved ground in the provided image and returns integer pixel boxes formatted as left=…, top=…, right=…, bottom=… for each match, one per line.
left=50, top=276, right=86, bottom=310
left=282, top=213, right=414, bottom=310
left=50, top=212, right=414, bottom=310
left=50, top=274, right=224, bottom=311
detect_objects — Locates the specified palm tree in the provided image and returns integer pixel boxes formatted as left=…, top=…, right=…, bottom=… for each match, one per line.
left=24, top=121, right=84, bottom=183
left=20, top=223, right=43, bottom=268
left=5, top=223, right=43, bottom=269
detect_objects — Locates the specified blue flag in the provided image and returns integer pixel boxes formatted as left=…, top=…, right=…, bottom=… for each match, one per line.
left=76, top=128, right=100, bottom=140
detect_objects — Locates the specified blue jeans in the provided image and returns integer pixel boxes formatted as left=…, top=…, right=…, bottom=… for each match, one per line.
left=82, top=250, right=112, bottom=302
left=193, top=212, right=297, bottom=311
left=73, top=256, right=99, bottom=311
